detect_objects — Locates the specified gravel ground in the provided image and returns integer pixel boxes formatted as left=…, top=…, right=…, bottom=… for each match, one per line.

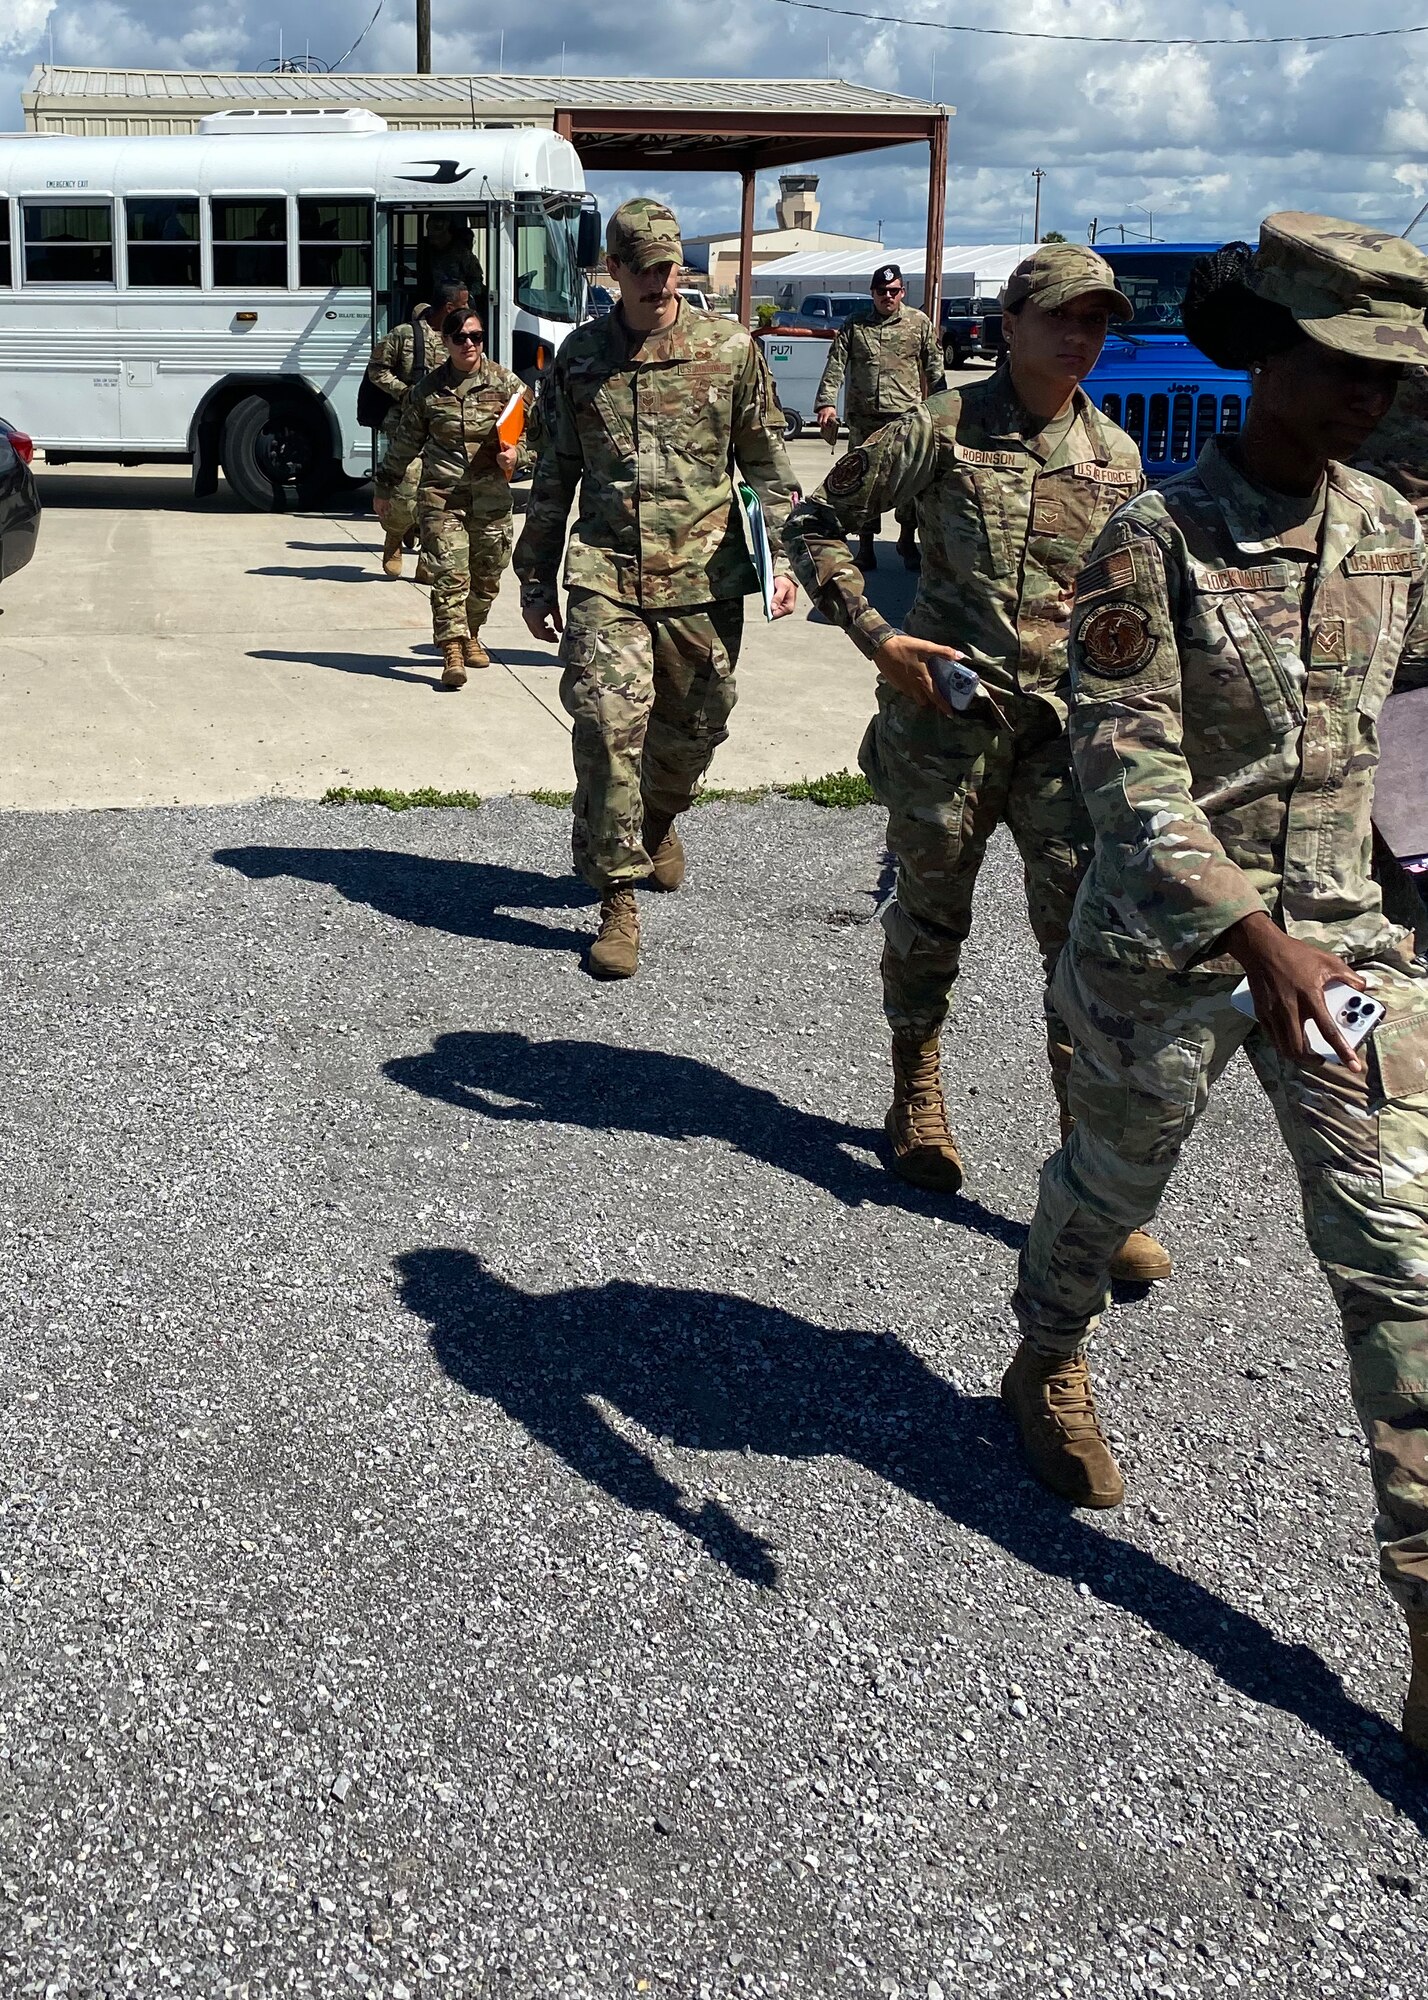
left=0, top=795, right=1422, bottom=1999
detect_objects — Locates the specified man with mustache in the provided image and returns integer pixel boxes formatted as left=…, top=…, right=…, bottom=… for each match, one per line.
left=515, top=199, right=797, bottom=979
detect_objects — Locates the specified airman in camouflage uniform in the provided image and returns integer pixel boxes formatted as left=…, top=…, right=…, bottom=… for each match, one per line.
left=367, top=283, right=467, bottom=577
left=814, top=262, right=945, bottom=568
left=374, top=303, right=530, bottom=689
left=1005, top=214, right=1428, bottom=1754
left=513, top=197, right=797, bottom=979
left=784, top=242, right=1169, bottom=1283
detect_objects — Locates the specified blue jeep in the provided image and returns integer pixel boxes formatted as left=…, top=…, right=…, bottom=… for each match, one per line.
left=1082, top=243, right=1249, bottom=480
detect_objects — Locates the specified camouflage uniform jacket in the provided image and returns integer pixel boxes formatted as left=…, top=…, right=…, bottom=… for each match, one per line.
left=365, top=313, right=448, bottom=437
left=1355, top=368, right=1428, bottom=525
left=513, top=303, right=797, bottom=614
left=1066, top=437, right=1428, bottom=975
left=782, top=367, right=1144, bottom=718
left=814, top=305, right=945, bottom=425
left=373, top=356, right=531, bottom=515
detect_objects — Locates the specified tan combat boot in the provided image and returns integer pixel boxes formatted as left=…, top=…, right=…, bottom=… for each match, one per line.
left=1109, top=1230, right=1173, bottom=1283
left=1057, top=1104, right=1172, bottom=1283
left=885, top=1032, right=965, bottom=1194
left=414, top=555, right=433, bottom=585
left=1405, top=1612, right=1428, bottom=1757
left=642, top=811, right=686, bottom=892
left=381, top=531, right=404, bottom=578
left=589, top=887, right=640, bottom=980
left=1001, top=1339, right=1125, bottom=1509
left=440, top=639, right=468, bottom=688
left=464, top=634, right=491, bottom=670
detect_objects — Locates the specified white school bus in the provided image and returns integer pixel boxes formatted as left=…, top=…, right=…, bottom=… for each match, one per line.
left=0, top=109, right=598, bottom=506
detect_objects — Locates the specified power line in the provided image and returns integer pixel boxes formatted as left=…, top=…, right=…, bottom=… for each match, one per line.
left=764, top=0, right=1428, bottom=46
left=332, top=0, right=385, bottom=71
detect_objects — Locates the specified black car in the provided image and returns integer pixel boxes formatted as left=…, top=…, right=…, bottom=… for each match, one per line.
left=0, top=419, right=40, bottom=581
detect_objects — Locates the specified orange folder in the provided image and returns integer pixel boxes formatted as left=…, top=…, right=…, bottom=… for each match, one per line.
left=496, top=389, right=526, bottom=450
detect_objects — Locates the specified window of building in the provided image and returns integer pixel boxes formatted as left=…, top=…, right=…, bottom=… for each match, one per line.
left=22, top=201, right=114, bottom=283
left=212, top=198, right=288, bottom=287
left=125, top=197, right=200, bottom=287
left=297, top=200, right=372, bottom=288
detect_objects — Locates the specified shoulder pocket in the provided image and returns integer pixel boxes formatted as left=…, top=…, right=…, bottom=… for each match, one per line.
left=1070, top=534, right=1177, bottom=696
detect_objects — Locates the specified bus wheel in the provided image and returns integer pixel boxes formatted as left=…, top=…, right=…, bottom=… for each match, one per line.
left=781, top=407, right=804, bottom=442
left=220, top=394, right=333, bottom=511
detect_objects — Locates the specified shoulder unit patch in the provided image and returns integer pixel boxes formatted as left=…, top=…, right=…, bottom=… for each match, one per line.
left=825, top=447, right=870, bottom=497
left=1078, top=601, right=1156, bottom=678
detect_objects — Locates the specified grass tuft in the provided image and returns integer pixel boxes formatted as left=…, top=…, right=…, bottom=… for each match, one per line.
left=321, top=785, right=483, bottom=811
left=777, top=770, right=874, bottom=809
left=319, top=770, right=874, bottom=814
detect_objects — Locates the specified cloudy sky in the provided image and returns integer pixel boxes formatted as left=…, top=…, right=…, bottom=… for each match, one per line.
left=2, top=0, right=1425, bottom=252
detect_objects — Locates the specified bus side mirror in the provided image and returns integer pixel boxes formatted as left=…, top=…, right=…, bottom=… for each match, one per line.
left=577, top=209, right=602, bottom=271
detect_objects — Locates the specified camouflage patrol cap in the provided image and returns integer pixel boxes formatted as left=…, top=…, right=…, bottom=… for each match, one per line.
left=1250, top=212, right=1428, bottom=364
left=606, top=198, right=683, bottom=272
left=1003, top=242, right=1133, bottom=319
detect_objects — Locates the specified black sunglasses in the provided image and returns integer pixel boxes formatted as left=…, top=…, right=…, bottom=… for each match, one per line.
left=872, top=283, right=903, bottom=294
left=452, top=329, right=485, bottom=345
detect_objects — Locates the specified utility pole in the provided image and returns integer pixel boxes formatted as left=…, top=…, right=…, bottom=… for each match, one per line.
left=416, top=0, right=431, bottom=72
left=1031, top=168, right=1045, bottom=244
left=1088, top=216, right=1098, bottom=244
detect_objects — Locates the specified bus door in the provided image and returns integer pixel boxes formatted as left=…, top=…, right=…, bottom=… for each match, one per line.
left=374, top=204, right=496, bottom=348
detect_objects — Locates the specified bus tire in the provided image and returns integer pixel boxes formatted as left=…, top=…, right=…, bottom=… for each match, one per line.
left=220, top=394, right=333, bottom=512
left=781, top=407, right=804, bottom=442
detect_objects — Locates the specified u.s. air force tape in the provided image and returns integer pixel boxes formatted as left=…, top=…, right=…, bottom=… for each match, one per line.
left=1078, top=601, right=1155, bottom=677
left=826, top=447, right=869, bottom=497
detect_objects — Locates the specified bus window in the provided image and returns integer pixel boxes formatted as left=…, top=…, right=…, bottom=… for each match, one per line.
left=513, top=195, right=583, bottom=323
left=212, top=199, right=287, bottom=287
left=0, top=205, right=9, bottom=287
left=23, top=202, right=114, bottom=284
left=126, top=198, right=200, bottom=288
left=298, top=199, right=372, bottom=288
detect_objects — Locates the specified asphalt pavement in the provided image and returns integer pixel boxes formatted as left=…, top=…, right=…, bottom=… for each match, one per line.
left=0, top=793, right=1423, bottom=1997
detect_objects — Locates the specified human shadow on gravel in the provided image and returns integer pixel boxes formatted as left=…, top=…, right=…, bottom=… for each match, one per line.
left=384, top=1028, right=1026, bottom=1241
left=214, top=848, right=590, bottom=954
left=401, top=1245, right=1427, bottom=1828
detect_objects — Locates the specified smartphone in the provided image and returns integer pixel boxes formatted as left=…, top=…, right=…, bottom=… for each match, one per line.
left=930, top=653, right=982, bottom=711
left=1230, top=976, right=1385, bottom=1064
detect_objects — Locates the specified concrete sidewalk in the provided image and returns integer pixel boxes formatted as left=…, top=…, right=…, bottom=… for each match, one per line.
left=0, top=440, right=914, bottom=811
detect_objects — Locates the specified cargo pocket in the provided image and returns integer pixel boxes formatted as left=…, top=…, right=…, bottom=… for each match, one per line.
left=1374, top=1006, right=1428, bottom=1212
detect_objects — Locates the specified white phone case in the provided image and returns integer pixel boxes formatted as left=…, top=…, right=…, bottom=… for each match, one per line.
left=1230, top=977, right=1384, bottom=1064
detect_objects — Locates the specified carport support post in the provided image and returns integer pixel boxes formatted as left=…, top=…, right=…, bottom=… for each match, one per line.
left=736, top=162, right=757, bottom=326
left=923, top=110, right=948, bottom=322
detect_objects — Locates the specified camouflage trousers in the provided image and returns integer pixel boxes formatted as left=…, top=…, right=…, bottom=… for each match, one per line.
left=859, top=682, right=1092, bottom=1102
left=1015, top=942, right=1428, bottom=1613
left=559, top=588, right=743, bottom=893
left=379, top=419, right=421, bottom=538
left=848, top=419, right=916, bottom=534
left=419, top=496, right=514, bottom=643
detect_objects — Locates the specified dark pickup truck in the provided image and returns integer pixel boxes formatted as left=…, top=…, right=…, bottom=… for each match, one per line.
left=941, top=294, right=1005, bottom=369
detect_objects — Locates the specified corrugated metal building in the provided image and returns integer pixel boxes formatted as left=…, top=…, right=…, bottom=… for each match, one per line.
left=20, top=66, right=939, bottom=141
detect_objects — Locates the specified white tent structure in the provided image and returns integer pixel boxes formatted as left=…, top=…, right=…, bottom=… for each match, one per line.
left=756, top=240, right=1026, bottom=309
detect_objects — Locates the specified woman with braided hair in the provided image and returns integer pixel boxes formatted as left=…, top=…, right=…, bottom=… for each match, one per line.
left=1004, top=213, right=1428, bottom=1755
